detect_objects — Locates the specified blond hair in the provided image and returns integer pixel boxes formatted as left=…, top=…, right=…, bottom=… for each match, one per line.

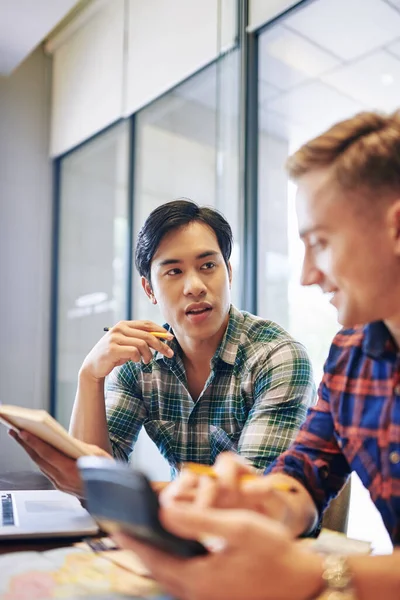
left=286, top=111, right=400, bottom=194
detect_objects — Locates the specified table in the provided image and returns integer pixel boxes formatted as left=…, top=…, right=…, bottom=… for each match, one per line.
left=0, top=471, right=173, bottom=598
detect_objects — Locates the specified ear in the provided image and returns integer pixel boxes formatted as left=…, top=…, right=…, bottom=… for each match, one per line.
left=141, top=277, right=157, bottom=304
left=387, top=199, right=400, bottom=256
left=227, top=261, right=233, bottom=288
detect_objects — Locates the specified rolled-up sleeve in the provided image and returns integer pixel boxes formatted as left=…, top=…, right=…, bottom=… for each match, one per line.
left=105, top=362, right=147, bottom=462
left=238, top=340, right=316, bottom=470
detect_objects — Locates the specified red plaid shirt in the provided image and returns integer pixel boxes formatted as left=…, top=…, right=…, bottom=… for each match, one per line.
left=269, top=321, right=400, bottom=544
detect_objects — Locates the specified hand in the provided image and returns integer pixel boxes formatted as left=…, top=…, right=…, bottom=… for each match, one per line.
left=161, top=452, right=297, bottom=524
left=113, top=504, right=324, bottom=600
left=9, top=429, right=113, bottom=498
left=80, top=320, right=174, bottom=381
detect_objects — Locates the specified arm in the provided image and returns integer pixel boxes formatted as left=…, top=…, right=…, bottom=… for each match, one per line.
left=268, top=373, right=351, bottom=523
left=69, top=320, right=174, bottom=455
left=237, top=339, right=315, bottom=469
left=70, top=369, right=112, bottom=453
left=162, top=351, right=350, bottom=538
left=113, top=504, right=400, bottom=600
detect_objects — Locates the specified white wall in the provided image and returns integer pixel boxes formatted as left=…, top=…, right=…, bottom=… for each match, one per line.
left=248, top=0, right=302, bottom=31
left=49, top=0, right=238, bottom=156
left=0, top=47, right=53, bottom=472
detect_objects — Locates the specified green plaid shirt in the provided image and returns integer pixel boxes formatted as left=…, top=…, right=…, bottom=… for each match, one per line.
left=106, top=305, right=315, bottom=477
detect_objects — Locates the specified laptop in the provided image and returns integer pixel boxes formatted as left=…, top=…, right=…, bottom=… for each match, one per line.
left=0, top=489, right=98, bottom=539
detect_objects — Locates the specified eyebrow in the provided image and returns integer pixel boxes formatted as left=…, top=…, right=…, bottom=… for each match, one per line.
left=298, top=226, right=324, bottom=240
left=157, top=250, right=220, bottom=267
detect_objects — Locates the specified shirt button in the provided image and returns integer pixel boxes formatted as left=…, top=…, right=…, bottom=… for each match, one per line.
left=394, top=385, right=400, bottom=396
left=389, top=451, right=400, bottom=465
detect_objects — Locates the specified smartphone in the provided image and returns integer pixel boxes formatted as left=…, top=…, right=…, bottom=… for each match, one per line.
left=77, top=456, right=207, bottom=558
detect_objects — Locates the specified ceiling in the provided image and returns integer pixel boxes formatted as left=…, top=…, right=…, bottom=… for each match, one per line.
left=259, top=0, right=400, bottom=146
left=148, top=0, right=400, bottom=152
left=0, top=0, right=81, bottom=75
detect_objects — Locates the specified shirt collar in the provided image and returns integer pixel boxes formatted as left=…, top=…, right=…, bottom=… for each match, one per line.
left=362, top=321, right=398, bottom=360
left=153, top=305, right=244, bottom=368
left=211, top=305, right=244, bottom=367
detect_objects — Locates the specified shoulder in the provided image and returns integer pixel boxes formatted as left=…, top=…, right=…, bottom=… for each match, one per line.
left=236, top=310, right=312, bottom=379
left=239, top=310, right=309, bottom=355
left=325, top=325, right=366, bottom=371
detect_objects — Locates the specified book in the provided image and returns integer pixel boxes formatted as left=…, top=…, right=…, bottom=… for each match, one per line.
left=0, top=405, right=90, bottom=459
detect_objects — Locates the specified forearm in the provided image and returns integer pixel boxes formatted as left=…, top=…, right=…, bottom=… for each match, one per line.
left=69, top=368, right=113, bottom=454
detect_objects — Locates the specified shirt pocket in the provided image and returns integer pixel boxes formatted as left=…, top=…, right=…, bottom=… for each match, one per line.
left=210, top=425, right=241, bottom=462
left=144, top=420, right=176, bottom=462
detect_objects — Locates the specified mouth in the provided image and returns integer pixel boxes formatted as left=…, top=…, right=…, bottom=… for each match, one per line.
left=185, top=302, right=213, bottom=322
left=325, top=290, right=339, bottom=304
left=185, top=302, right=212, bottom=315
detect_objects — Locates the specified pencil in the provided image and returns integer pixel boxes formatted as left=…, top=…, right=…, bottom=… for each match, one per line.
left=184, top=462, right=298, bottom=492
left=103, top=327, right=171, bottom=339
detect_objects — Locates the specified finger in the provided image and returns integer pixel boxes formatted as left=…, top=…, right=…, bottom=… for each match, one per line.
left=194, top=476, right=220, bottom=509
left=160, top=504, right=288, bottom=547
left=17, top=431, right=68, bottom=463
left=9, top=430, right=82, bottom=496
left=109, top=320, right=167, bottom=334
left=112, top=533, right=189, bottom=597
left=213, top=452, right=255, bottom=482
left=84, top=443, right=113, bottom=459
left=113, top=338, right=173, bottom=361
left=16, top=431, right=79, bottom=484
left=9, top=432, right=59, bottom=483
left=9, top=430, right=49, bottom=469
left=113, top=321, right=174, bottom=347
left=125, top=320, right=169, bottom=334
left=160, top=471, right=199, bottom=505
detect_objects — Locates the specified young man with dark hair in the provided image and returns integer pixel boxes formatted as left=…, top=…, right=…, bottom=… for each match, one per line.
left=114, top=112, right=400, bottom=599
left=12, top=199, right=314, bottom=496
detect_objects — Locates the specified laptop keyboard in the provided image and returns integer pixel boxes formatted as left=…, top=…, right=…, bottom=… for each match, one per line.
left=1, top=493, right=15, bottom=526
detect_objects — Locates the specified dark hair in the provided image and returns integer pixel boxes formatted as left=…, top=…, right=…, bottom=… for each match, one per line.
left=135, top=199, right=233, bottom=281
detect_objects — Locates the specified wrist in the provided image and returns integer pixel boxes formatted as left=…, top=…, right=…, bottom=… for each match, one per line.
left=78, top=365, right=105, bottom=387
left=310, top=555, right=356, bottom=600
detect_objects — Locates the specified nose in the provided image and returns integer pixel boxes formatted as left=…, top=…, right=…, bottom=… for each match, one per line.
left=300, top=253, right=324, bottom=288
left=183, top=270, right=207, bottom=297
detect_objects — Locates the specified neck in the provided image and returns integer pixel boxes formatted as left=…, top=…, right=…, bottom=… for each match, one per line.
left=178, top=314, right=230, bottom=372
left=384, top=317, right=400, bottom=350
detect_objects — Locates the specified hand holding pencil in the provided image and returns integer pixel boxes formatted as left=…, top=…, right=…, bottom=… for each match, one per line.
left=80, top=320, right=174, bottom=382
left=160, top=453, right=301, bottom=527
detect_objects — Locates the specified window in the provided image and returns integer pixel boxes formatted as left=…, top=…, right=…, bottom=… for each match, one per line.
left=257, top=0, right=398, bottom=553
left=130, top=51, right=241, bottom=479
left=55, top=122, right=130, bottom=428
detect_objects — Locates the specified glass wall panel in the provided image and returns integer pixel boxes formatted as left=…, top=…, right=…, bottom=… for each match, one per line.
left=55, top=122, right=130, bottom=428
left=130, top=50, right=240, bottom=479
left=133, top=50, right=241, bottom=319
left=257, top=0, right=398, bottom=554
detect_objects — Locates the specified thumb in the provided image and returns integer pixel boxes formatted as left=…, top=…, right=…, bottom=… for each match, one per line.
left=85, top=443, right=113, bottom=459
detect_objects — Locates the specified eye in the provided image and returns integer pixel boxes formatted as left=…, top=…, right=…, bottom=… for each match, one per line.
left=309, top=240, right=327, bottom=252
left=201, top=262, right=216, bottom=270
left=166, top=268, right=182, bottom=276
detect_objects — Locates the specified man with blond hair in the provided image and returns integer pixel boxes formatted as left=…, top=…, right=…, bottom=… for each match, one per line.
left=115, top=110, right=400, bottom=600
